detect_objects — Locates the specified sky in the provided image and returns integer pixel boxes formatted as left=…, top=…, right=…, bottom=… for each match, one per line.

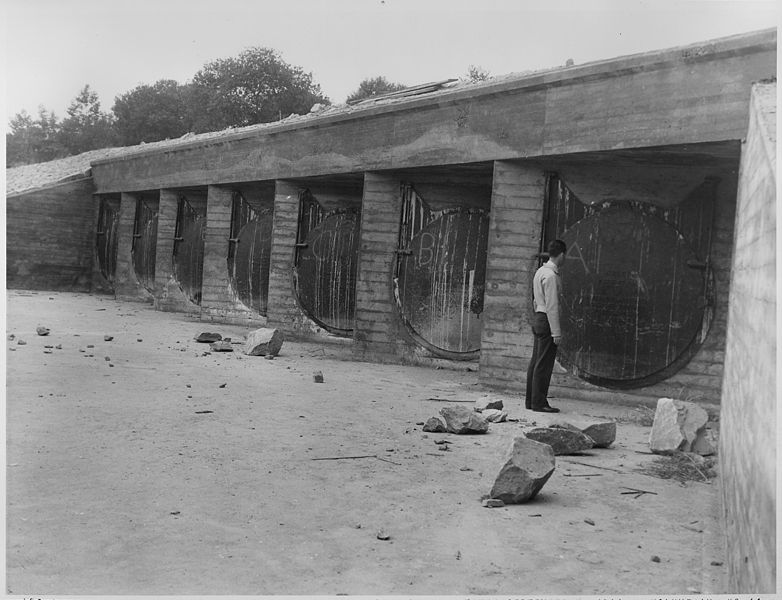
left=1, top=0, right=779, bottom=124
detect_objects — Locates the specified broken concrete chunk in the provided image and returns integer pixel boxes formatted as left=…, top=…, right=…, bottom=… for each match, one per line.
left=489, top=437, right=555, bottom=504
left=482, top=409, right=508, bottom=423
left=210, top=341, right=233, bottom=352
left=691, top=426, right=718, bottom=456
left=244, top=328, right=284, bottom=357
left=475, top=397, right=504, bottom=412
left=103, top=335, right=114, bottom=342
left=524, top=427, right=594, bottom=455
left=196, top=332, right=222, bottom=343
left=17, top=339, right=26, bottom=346
left=649, top=398, right=709, bottom=454
left=550, top=419, right=616, bottom=448
left=439, top=406, right=489, bottom=434
left=313, top=371, right=324, bottom=383
left=36, top=327, right=50, bottom=336
left=422, top=417, right=447, bottom=433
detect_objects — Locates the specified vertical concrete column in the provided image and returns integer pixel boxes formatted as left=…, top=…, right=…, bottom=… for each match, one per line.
left=478, top=161, right=546, bottom=390
left=352, top=172, right=405, bottom=359
left=200, top=185, right=234, bottom=311
left=154, top=189, right=197, bottom=313
left=266, top=180, right=310, bottom=333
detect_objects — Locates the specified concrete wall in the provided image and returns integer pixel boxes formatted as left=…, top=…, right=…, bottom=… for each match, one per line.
left=719, top=83, right=776, bottom=594
left=6, top=178, right=96, bottom=292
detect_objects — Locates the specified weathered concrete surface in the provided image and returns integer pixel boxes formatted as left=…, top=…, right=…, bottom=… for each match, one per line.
left=489, top=437, right=556, bottom=503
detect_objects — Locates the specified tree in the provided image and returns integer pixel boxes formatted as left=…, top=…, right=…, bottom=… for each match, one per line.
left=6, top=107, right=67, bottom=167
left=113, top=79, right=193, bottom=145
left=346, top=76, right=407, bottom=104
left=189, top=47, right=330, bottom=131
left=463, top=65, right=491, bottom=83
left=58, top=84, right=116, bottom=154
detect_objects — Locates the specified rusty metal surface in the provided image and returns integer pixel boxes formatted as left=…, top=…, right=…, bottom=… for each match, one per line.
left=294, top=190, right=359, bottom=334
left=132, top=198, right=158, bottom=293
left=545, top=175, right=716, bottom=387
left=173, top=196, right=205, bottom=305
left=96, top=197, right=120, bottom=284
left=228, top=192, right=273, bottom=315
left=395, top=185, right=489, bottom=357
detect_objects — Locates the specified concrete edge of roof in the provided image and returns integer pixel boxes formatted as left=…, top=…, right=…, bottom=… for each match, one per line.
left=6, top=174, right=94, bottom=198
left=88, top=27, right=776, bottom=168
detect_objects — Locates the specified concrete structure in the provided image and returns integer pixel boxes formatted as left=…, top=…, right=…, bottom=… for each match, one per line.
left=719, top=82, right=776, bottom=594
left=4, top=28, right=777, bottom=594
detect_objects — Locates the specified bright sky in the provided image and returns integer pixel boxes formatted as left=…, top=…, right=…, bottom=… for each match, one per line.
left=2, top=0, right=779, bottom=124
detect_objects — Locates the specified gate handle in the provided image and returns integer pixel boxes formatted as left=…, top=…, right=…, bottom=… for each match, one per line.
left=295, top=243, right=309, bottom=248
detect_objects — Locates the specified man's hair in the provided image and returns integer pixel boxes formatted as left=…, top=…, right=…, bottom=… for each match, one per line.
left=548, top=239, right=567, bottom=258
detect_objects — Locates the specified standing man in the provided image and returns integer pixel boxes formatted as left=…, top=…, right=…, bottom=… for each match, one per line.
left=525, top=239, right=567, bottom=413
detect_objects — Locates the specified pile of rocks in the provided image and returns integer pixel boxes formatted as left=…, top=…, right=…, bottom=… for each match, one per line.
left=193, top=327, right=284, bottom=357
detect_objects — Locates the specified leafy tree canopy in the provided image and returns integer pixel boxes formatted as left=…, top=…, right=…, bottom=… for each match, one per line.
left=346, top=76, right=406, bottom=104
left=6, top=106, right=67, bottom=167
left=59, top=84, right=116, bottom=154
left=189, top=47, right=330, bottom=131
left=113, top=79, right=193, bottom=145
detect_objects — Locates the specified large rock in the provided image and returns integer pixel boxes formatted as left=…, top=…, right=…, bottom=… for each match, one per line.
left=475, top=397, right=504, bottom=412
left=524, top=427, right=594, bottom=455
left=482, top=409, right=508, bottom=423
left=489, top=437, right=555, bottom=503
left=550, top=419, right=616, bottom=448
left=422, top=417, right=447, bottom=433
left=439, top=406, right=489, bottom=434
left=195, top=332, right=222, bottom=343
left=244, top=328, right=284, bottom=357
left=649, top=398, right=709, bottom=454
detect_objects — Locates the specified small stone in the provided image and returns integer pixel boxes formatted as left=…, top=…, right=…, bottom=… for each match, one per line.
left=584, top=518, right=595, bottom=526
left=475, top=397, right=504, bottom=412
left=438, top=445, right=450, bottom=451
left=313, top=371, right=324, bottom=383
left=8, top=334, right=15, bottom=340
left=482, top=498, right=505, bottom=508
left=43, top=349, right=53, bottom=354
left=103, top=335, right=114, bottom=341
left=44, top=345, right=53, bottom=349
left=482, top=409, right=508, bottom=423
left=219, top=383, right=226, bottom=388
left=264, top=354, right=274, bottom=360
left=87, top=344, right=94, bottom=348
left=104, top=356, right=111, bottom=361
left=691, top=426, right=718, bottom=456
left=710, top=560, right=723, bottom=566
left=376, top=530, right=390, bottom=541
left=210, top=341, right=233, bottom=352
left=109, top=364, right=114, bottom=367
left=55, top=344, right=62, bottom=349
left=423, top=417, right=447, bottom=433
left=137, top=339, right=143, bottom=342
left=36, top=327, right=50, bottom=336
left=651, top=555, right=661, bottom=563
left=196, top=332, right=222, bottom=343
left=439, top=406, right=489, bottom=434
left=17, top=339, right=26, bottom=346
left=244, top=327, right=284, bottom=357
left=489, top=437, right=556, bottom=503
left=524, top=427, right=594, bottom=455
left=582, top=422, right=617, bottom=448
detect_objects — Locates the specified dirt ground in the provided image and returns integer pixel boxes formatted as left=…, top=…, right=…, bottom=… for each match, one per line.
left=5, top=290, right=728, bottom=596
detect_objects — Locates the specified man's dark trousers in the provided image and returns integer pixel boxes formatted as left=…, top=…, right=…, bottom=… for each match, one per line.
left=525, top=312, right=557, bottom=409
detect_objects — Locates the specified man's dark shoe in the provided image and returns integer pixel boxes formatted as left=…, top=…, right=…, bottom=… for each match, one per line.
left=532, top=406, right=560, bottom=413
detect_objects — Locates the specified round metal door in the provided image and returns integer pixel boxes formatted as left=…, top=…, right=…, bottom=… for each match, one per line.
left=294, top=210, right=359, bottom=334
left=558, top=203, right=707, bottom=385
left=396, top=209, right=489, bottom=356
left=229, top=212, right=273, bottom=315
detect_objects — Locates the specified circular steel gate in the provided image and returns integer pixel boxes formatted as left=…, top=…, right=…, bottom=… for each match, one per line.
left=229, top=213, right=273, bottom=315
left=294, top=210, right=360, bottom=334
left=558, top=203, right=709, bottom=386
left=395, top=208, right=489, bottom=357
